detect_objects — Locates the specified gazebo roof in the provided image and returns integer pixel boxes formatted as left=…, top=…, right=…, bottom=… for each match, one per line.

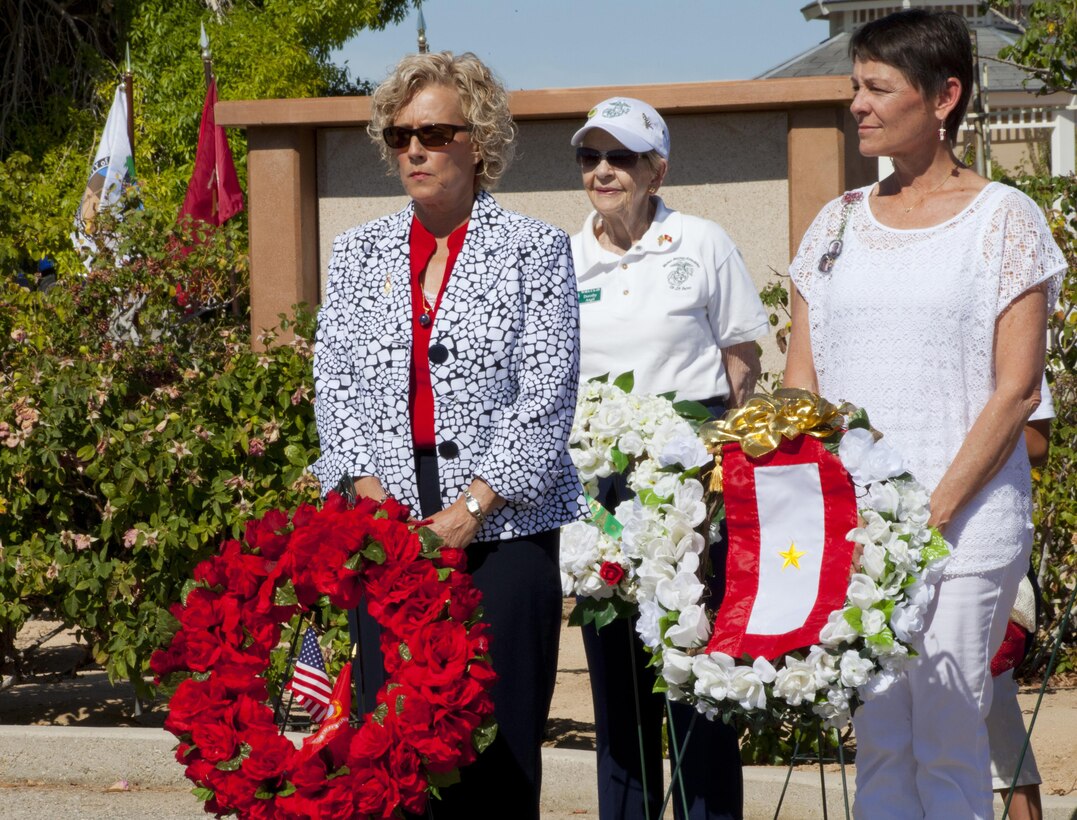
left=757, top=3, right=1040, bottom=94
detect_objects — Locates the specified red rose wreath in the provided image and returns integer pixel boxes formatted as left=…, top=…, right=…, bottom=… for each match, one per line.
left=151, top=493, right=497, bottom=819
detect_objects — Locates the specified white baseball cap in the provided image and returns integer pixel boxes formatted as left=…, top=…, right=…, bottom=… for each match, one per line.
left=570, top=97, right=670, bottom=159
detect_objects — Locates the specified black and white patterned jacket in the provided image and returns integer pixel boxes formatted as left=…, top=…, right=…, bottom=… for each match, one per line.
left=311, top=191, right=588, bottom=540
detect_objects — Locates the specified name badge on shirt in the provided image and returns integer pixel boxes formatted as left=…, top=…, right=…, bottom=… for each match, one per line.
left=578, top=288, right=602, bottom=304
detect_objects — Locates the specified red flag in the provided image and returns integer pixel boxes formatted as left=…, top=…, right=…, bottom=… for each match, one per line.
left=707, top=437, right=858, bottom=660
left=293, top=661, right=352, bottom=767
left=179, top=78, right=243, bottom=227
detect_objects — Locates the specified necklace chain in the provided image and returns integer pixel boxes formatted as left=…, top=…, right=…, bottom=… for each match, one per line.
left=900, top=167, right=958, bottom=213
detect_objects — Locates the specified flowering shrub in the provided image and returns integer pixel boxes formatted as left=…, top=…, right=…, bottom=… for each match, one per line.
left=0, top=208, right=321, bottom=696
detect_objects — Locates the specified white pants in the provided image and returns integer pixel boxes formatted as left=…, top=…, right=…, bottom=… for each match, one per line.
left=987, top=669, right=1041, bottom=791
left=852, top=560, right=1027, bottom=819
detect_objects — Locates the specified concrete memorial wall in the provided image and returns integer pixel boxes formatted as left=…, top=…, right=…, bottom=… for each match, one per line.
left=217, top=77, right=876, bottom=375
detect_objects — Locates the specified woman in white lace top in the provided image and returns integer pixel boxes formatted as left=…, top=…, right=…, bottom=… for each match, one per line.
left=783, top=10, right=1066, bottom=819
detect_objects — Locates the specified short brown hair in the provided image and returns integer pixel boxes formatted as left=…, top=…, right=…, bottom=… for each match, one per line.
left=367, top=51, right=516, bottom=190
left=849, top=10, right=973, bottom=143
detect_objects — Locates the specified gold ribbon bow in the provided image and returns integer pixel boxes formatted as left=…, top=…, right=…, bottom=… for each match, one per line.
left=699, top=388, right=845, bottom=460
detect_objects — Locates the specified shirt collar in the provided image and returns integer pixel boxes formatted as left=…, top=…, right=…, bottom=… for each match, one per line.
left=578, top=195, right=683, bottom=269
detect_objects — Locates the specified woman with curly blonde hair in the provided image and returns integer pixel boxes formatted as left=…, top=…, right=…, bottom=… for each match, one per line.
left=312, top=51, right=587, bottom=818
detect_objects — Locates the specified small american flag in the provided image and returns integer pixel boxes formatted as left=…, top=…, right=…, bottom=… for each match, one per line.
left=286, top=627, right=331, bottom=723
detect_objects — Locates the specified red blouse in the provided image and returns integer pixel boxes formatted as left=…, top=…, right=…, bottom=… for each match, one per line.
left=409, top=215, right=469, bottom=448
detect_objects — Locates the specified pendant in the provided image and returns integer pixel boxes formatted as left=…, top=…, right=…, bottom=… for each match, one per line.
left=817, top=239, right=843, bottom=273
left=418, top=312, right=432, bottom=328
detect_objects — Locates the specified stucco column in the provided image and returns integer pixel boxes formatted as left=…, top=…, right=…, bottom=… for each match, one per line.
left=246, top=125, right=320, bottom=347
left=787, top=107, right=874, bottom=258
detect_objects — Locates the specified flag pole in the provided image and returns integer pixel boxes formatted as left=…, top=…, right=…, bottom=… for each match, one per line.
left=200, top=23, right=214, bottom=86
left=124, top=44, right=134, bottom=158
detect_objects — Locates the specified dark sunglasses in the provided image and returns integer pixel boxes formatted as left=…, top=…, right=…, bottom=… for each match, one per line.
left=382, top=123, right=471, bottom=149
left=576, top=146, right=642, bottom=170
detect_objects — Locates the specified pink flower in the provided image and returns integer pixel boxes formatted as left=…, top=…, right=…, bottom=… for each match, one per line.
left=248, top=438, right=266, bottom=457
left=124, top=529, right=140, bottom=548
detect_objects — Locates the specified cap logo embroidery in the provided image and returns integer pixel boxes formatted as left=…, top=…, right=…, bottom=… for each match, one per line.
left=602, top=100, right=631, bottom=118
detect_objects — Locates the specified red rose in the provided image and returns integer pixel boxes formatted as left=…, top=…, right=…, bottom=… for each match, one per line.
left=446, top=572, right=483, bottom=622
left=231, top=694, right=276, bottom=734
left=191, top=720, right=239, bottom=763
left=212, top=645, right=269, bottom=696
left=150, top=633, right=188, bottom=677
left=354, top=763, right=400, bottom=816
left=390, top=745, right=427, bottom=810
left=165, top=678, right=228, bottom=735
left=206, top=768, right=260, bottom=812
left=183, top=628, right=224, bottom=672
left=244, top=508, right=291, bottom=560
left=240, top=730, right=294, bottom=780
left=437, top=547, right=467, bottom=570
left=599, top=561, right=625, bottom=586
left=409, top=621, right=469, bottom=685
left=349, top=717, right=394, bottom=763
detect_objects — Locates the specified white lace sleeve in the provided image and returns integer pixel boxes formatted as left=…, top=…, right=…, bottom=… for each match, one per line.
left=990, top=189, right=1067, bottom=314
left=788, top=196, right=844, bottom=303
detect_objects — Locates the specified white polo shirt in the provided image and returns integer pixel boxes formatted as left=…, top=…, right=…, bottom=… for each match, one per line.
left=571, top=197, right=769, bottom=401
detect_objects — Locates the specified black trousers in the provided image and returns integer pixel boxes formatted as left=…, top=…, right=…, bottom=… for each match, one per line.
left=582, top=398, right=743, bottom=820
left=351, top=449, right=562, bottom=820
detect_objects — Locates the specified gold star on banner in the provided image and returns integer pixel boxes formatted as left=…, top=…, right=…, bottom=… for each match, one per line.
left=779, top=542, right=806, bottom=570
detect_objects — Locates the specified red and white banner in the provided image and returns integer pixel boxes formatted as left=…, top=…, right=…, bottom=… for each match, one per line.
left=707, top=436, right=857, bottom=660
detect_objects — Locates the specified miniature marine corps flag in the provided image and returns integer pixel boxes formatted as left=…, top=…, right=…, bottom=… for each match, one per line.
left=707, top=436, right=858, bottom=660
left=293, top=661, right=353, bottom=767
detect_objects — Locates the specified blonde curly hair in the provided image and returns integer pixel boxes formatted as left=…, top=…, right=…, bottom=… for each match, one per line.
left=367, top=51, right=516, bottom=191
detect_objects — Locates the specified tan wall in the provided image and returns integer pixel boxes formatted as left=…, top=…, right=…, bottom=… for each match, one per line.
left=219, top=77, right=866, bottom=377
left=317, top=111, right=791, bottom=374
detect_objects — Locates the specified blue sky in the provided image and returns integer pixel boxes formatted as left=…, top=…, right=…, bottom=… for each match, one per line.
left=334, top=1, right=832, bottom=91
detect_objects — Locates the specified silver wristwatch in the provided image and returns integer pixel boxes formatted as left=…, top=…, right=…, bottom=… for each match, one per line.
left=462, top=490, right=485, bottom=524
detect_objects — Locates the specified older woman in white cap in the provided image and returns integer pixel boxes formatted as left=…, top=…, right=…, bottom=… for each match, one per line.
left=570, top=97, right=769, bottom=820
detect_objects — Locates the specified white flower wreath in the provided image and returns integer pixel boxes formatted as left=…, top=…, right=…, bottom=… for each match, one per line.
left=562, top=377, right=950, bottom=728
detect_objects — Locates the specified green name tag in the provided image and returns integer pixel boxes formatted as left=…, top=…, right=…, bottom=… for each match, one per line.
left=578, top=288, right=602, bottom=304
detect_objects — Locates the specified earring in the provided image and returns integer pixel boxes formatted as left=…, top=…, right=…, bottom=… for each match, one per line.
left=938, top=124, right=946, bottom=142
left=647, top=186, right=657, bottom=194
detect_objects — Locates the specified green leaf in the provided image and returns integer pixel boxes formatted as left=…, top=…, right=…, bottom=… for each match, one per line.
left=343, top=551, right=363, bottom=571
left=612, top=371, right=635, bottom=393
left=846, top=407, right=872, bottom=430
left=610, top=446, right=629, bottom=473
left=672, top=399, right=712, bottom=421
left=398, top=642, right=412, bottom=661
left=372, top=703, right=388, bottom=726
left=214, top=742, right=251, bottom=772
left=192, top=787, right=215, bottom=802
left=76, top=444, right=97, bottom=461
left=427, top=768, right=461, bottom=791
left=273, top=581, right=299, bottom=606
left=325, top=767, right=349, bottom=782
left=922, top=527, right=951, bottom=563
left=361, top=541, right=386, bottom=565
left=843, top=608, right=864, bottom=633
left=472, top=718, right=498, bottom=754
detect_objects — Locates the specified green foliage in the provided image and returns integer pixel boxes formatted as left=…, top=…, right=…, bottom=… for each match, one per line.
left=1001, top=173, right=1077, bottom=677
left=2, top=0, right=416, bottom=280
left=991, top=1, right=1077, bottom=95
left=0, top=201, right=321, bottom=693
